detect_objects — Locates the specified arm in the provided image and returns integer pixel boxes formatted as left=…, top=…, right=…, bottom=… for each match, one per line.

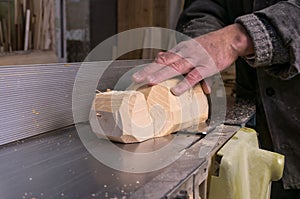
left=236, top=1, right=300, bottom=79
left=178, top=0, right=300, bottom=80
left=132, top=1, right=300, bottom=95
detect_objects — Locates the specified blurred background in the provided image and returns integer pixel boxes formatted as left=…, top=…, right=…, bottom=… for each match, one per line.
left=0, top=0, right=235, bottom=96
left=0, top=0, right=185, bottom=63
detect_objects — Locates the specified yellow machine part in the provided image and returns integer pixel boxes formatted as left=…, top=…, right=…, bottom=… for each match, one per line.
left=208, top=127, right=284, bottom=199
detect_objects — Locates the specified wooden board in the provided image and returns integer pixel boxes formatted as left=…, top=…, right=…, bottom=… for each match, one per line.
left=117, top=0, right=170, bottom=60
left=0, top=50, right=57, bottom=66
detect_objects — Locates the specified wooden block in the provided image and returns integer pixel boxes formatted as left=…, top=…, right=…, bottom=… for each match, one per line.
left=90, top=90, right=154, bottom=143
left=138, top=78, right=208, bottom=136
left=90, top=78, right=208, bottom=143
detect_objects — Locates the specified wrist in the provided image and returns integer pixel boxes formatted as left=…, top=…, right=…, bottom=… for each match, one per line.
left=230, top=23, right=254, bottom=57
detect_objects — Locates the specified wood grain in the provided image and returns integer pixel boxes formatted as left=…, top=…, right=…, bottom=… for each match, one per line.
left=24, top=9, right=30, bottom=50
left=117, top=0, right=170, bottom=60
left=90, top=78, right=208, bottom=143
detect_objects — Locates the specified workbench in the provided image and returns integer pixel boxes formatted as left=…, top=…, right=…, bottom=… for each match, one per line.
left=0, top=60, right=255, bottom=199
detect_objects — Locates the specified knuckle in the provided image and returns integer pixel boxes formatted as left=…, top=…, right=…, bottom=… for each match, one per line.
left=155, top=53, right=166, bottom=63
left=171, top=61, right=184, bottom=72
left=187, top=70, right=202, bottom=82
left=171, top=60, right=192, bottom=73
left=156, top=52, right=173, bottom=64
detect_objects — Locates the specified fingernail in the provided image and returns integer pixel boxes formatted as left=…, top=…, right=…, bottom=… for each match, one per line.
left=170, top=87, right=182, bottom=96
left=201, top=80, right=211, bottom=94
left=171, top=82, right=190, bottom=96
left=203, top=85, right=211, bottom=94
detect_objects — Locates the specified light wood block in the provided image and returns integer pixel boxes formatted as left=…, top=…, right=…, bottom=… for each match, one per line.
left=90, top=78, right=208, bottom=143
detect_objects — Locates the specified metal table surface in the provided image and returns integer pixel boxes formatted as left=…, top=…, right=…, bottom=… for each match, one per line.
left=0, top=99, right=255, bottom=199
left=0, top=124, right=206, bottom=199
left=0, top=125, right=160, bottom=199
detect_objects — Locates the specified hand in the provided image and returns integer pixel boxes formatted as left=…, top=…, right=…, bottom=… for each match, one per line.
left=132, top=24, right=254, bottom=95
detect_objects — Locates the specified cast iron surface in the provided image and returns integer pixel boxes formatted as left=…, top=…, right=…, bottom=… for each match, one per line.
left=0, top=124, right=202, bottom=199
left=0, top=125, right=156, bottom=199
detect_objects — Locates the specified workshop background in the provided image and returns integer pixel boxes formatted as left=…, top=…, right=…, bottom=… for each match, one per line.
left=0, top=0, right=183, bottom=62
left=0, top=0, right=235, bottom=95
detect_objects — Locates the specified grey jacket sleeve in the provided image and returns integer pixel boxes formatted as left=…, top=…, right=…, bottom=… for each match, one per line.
left=176, top=0, right=230, bottom=37
left=236, top=1, right=300, bottom=79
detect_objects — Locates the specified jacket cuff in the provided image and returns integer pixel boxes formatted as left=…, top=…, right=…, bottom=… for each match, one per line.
left=235, top=14, right=290, bottom=68
left=235, top=14, right=273, bottom=66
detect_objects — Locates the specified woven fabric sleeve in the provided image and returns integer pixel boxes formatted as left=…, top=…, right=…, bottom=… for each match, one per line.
left=235, top=1, right=300, bottom=79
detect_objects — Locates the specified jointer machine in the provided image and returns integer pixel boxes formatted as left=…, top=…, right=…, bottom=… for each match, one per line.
left=0, top=60, right=283, bottom=199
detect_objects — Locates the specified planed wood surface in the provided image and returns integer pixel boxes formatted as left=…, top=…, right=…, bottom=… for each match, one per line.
left=0, top=50, right=57, bottom=66
left=90, top=78, right=209, bottom=143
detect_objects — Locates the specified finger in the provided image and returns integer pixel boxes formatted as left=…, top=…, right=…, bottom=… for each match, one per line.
left=171, top=68, right=204, bottom=96
left=132, top=62, right=166, bottom=83
left=170, top=79, right=193, bottom=96
left=146, top=67, right=180, bottom=85
left=201, top=78, right=212, bottom=94
left=155, top=51, right=182, bottom=65
left=146, top=58, right=194, bottom=85
left=132, top=51, right=183, bottom=83
left=184, top=67, right=205, bottom=88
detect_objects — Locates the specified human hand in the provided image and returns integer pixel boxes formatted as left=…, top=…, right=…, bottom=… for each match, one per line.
left=132, top=24, right=254, bottom=95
